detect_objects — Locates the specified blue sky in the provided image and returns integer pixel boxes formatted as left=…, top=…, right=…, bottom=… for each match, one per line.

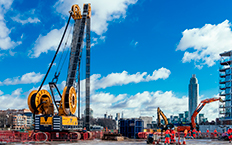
left=0, top=0, right=231, bottom=121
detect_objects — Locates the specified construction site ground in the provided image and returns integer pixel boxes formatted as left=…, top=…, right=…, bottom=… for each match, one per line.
left=14, top=139, right=232, bottom=145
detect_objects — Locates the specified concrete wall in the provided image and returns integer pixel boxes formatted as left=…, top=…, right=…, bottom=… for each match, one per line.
left=199, top=125, right=232, bottom=133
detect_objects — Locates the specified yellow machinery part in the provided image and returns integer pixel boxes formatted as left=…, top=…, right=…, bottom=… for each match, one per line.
left=61, top=86, right=77, bottom=115
left=61, top=86, right=68, bottom=115
left=69, top=86, right=77, bottom=115
left=62, top=116, right=78, bottom=126
left=36, top=90, right=54, bottom=115
left=71, top=4, right=82, bottom=20
left=40, top=116, right=53, bottom=125
left=58, top=103, right=66, bottom=116
left=28, top=90, right=39, bottom=114
left=86, top=3, right=91, bottom=18
left=28, top=90, right=54, bottom=115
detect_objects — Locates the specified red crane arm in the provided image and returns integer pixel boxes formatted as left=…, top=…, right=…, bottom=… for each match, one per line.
left=191, top=98, right=222, bottom=129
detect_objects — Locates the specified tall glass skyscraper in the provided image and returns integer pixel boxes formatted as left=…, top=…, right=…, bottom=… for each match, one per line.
left=189, top=74, right=199, bottom=123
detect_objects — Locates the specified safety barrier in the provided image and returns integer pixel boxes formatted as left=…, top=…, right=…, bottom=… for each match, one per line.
left=80, top=132, right=88, bottom=140
left=177, top=131, right=223, bottom=140
left=94, top=131, right=103, bottom=139
left=0, top=131, right=30, bottom=143
left=137, top=132, right=150, bottom=139
left=0, top=130, right=97, bottom=143
left=69, top=132, right=81, bottom=142
left=34, top=132, right=48, bottom=142
left=87, top=131, right=93, bottom=139
left=146, top=132, right=180, bottom=144
left=50, top=132, right=69, bottom=141
left=138, top=131, right=225, bottom=144
left=185, top=132, right=222, bottom=139
left=91, top=131, right=96, bottom=139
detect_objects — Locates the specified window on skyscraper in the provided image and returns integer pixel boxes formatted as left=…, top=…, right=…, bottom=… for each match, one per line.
left=226, top=82, right=231, bottom=87
left=226, top=69, right=231, bottom=74
left=226, top=75, right=231, bottom=81
left=226, top=88, right=230, bottom=94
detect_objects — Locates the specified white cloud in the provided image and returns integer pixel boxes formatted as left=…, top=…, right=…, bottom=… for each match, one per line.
left=91, top=92, right=126, bottom=103
left=130, top=40, right=138, bottom=47
left=11, top=8, right=41, bottom=25
left=89, top=91, right=188, bottom=120
left=91, top=36, right=106, bottom=47
left=0, top=72, right=44, bottom=85
left=12, top=16, right=41, bottom=25
left=29, top=26, right=67, bottom=58
left=0, top=90, right=3, bottom=95
left=87, top=67, right=171, bottom=91
left=0, top=88, right=27, bottom=110
left=146, top=67, right=171, bottom=81
left=0, top=19, right=20, bottom=50
left=177, top=20, right=232, bottom=68
left=113, top=91, right=187, bottom=112
left=48, top=62, right=56, bottom=68
left=90, top=90, right=219, bottom=122
left=0, top=0, right=21, bottom=50
left=54, top=0, right=137, bottom=35
left=0, top=0, right=13, bottom=10
left=11, top=88, right=23, bottom=96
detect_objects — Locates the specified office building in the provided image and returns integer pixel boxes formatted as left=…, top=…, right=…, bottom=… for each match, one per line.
left=179, top=113, right=184, bottom=122
left=189, top=74, right=199, bottom=123
left=115, top=113, right=120, bottom=130
left=115, top=113, right=120, bottom=121
left=184, top=111, right=189, bottom=122
left=0, top=109, right=33, bottom=130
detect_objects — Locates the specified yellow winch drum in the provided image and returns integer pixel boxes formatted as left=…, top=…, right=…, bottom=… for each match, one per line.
left=28, top=90, right=39, bottom=114
left=61, top=86, right=77, bottom=115
left=28, top=90, right=54, bottom=115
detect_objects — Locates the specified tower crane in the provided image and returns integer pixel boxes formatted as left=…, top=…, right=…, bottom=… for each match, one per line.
left=27, top=3, right=91, bottom=133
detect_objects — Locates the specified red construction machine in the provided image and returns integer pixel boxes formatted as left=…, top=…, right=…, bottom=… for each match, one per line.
left=177, top=97, right=223, bottom=132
